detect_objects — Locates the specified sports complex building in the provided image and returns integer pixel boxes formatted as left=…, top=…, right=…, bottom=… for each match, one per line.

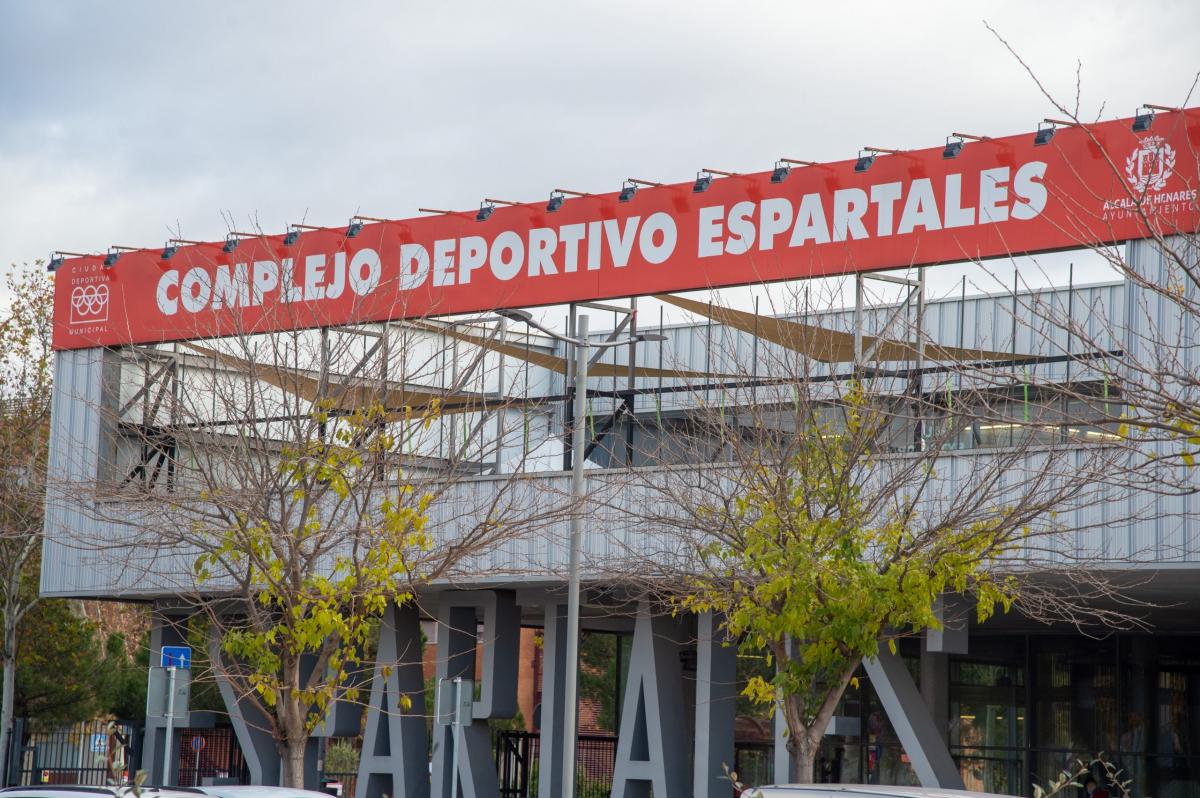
left=36, top=107, right=1200, bottom=798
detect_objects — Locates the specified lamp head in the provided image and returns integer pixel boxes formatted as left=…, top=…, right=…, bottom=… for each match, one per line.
left=496, top=308, right=533, bottom=324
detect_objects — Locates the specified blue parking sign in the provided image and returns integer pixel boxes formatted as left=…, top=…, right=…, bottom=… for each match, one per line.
left=161, top=645, right=191, bottom=669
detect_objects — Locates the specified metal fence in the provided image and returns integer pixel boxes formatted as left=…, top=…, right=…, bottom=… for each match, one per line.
left=7, top=719, right=140, bottom=787
left=494, top=731, right=618, bottom=798
left=177, top=727, right=248, bottom=788
left=494, top=730, right=772, bottom=797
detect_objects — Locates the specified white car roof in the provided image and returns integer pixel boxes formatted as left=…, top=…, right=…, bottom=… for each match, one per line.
left=195, top=787, right=333, bottom=798
left=751, top=786, right=1009, bottom=798
left=0, top=788, right=203, bottom=798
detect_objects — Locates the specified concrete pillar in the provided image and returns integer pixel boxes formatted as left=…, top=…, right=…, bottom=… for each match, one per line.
left=920, top=644, right=950, bottom=745
left=536, top=605, right=567, bottom=798
left=693, top=612, right=737, bottom=798
left=143, top=612, right=188, bottom=786
left=774, top=704, right=794, bottom=784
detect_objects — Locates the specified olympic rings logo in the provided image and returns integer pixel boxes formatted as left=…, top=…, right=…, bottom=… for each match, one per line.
left=70, top=284, right=109, bottom=323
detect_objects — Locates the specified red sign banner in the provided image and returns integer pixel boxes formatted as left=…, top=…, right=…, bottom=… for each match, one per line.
left=52, top=109, right=1200, bottom=350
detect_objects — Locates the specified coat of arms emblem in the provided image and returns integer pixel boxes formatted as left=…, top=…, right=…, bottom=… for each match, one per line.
left=1125, top=134, right=1176, bottom=192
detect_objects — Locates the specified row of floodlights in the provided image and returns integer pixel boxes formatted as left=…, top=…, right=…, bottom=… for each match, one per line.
left=48, top=105, right=1177, bottom=272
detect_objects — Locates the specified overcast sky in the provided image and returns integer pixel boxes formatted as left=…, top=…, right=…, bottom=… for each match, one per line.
left=3, top=1, right=1198, bottom=324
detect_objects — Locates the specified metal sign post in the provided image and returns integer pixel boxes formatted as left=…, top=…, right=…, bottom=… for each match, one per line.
left=162, top=666, right=176, bottom=786
left=191, top=736, right=206, bottom=786
left=451, top=677, right=463, bottom=798
left=156, top=646, right=191, bottom=786
left=435, top=676, right=474, bottom=798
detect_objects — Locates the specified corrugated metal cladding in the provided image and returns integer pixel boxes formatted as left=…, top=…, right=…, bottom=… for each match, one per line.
left=39, top=239, right=1200, bottom=599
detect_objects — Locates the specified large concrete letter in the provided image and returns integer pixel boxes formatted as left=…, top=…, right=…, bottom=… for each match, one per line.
left=356, top=602, right=430, bottom=798
left=925, top=594, right=969, bottom=654
left=611, top=603, right=689, bottom=798
left=209, top=626, right=282, bottom=785
left=863, top=645, right=964, bottom=789
left=429, top=590, right=520, bottom=798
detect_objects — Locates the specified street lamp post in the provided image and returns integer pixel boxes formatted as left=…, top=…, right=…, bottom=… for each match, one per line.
left=562, top=313, right=588, bottom=798
left=497, top=308, right=663, bottom=798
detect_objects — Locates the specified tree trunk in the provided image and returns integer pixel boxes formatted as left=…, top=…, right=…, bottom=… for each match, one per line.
left=280, top=738, right=306, bottom=789
left=791, top=736, right=818, bottom=784
left=0, top=620, right=17, bottom=785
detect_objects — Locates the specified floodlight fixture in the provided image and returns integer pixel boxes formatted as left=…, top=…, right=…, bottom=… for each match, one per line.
left=774, top=157, right=820, bottom=183
left=1132, top=104, right=1181, bottom=132
left=546, top=189, right=590, bottom=212
left=1033, top=121, right=1056, bottom=146
left=102, top=245, right=140, bottom=268
left=634, top=332, right=668, bottom=343
left=476, top=201, right=496, bottom=222
left=47, top=251, right=87, bottom=272
left=283, top=224, right=325, bottom=246
left=222, top=234, right=240, bottom=253
left=346, top=219, right=364, bottom=238
left=854, top=150, right=876, bottom=173
left=1132, top=107, right=1154, bottom=133
left=942, top=135, right=965, bottom=159
left=620, top=178, right=661, bottom=202
left=163, top=238, right=205, bottom=261
left=693, top=171, right=713, bottom=193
